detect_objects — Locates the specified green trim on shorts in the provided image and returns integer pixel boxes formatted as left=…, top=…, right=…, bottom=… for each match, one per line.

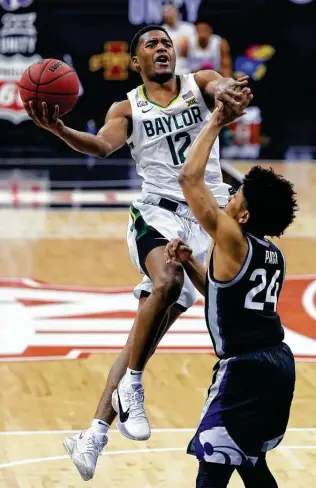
left=130, top=205, right=156, bottom=241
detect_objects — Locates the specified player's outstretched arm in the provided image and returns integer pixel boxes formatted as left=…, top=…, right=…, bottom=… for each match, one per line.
left=24, top=99, right=131, bottom=158
left=179, top=98, right=251, bottom=257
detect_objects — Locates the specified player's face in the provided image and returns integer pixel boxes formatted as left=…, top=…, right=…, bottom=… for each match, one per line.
left=133, top=31, right=176, bottom=83
left=225, top=187, right=249, bottom=225
left=196, top=23, right=212, bottom=48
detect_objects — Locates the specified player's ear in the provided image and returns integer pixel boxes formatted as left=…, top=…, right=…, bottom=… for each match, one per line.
left=132, top=56, right=141, bottom=73
left=238, top=210, right=249, bottom=225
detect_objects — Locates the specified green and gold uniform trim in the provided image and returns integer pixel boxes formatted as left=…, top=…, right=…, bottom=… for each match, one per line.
left=130, top=205, right=155, bottom=241
left=140, top=75, right=183, bottom=109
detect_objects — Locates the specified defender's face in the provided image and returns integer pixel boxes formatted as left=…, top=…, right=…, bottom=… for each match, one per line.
left=225, top=187, right=249, bottom=225
left=133, top=31, right=176, bottom=82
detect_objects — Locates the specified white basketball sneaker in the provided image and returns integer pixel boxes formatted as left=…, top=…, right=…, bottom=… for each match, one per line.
left=63, top=429, right=108, bottom=481
left=112, top=378, right=151, bottom=441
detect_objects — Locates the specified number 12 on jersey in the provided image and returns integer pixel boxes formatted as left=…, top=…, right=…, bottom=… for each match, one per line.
left=167, top=131, right=191, bottom=166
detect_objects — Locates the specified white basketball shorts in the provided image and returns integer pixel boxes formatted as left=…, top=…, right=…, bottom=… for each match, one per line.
left=127, top=192, right=214, bottom=309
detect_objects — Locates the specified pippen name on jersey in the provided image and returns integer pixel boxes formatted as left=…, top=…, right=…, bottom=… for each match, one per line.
left=143, top=107, right=202, bottom=138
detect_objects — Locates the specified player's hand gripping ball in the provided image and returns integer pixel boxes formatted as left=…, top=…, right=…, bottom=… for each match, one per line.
left=19, top=59, right=79, bottom=117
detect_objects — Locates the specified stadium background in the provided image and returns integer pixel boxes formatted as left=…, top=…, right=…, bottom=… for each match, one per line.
left=0, top=1, right=316, bottom=487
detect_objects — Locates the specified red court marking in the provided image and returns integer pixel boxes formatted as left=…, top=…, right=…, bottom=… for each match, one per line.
left=0, top=276, right=315, bottom=362
left=278, top=278, right=316, bottom=340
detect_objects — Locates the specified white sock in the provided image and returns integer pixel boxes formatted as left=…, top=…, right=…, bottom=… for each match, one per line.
left=90, top=418, right=109, bottom=435
left=125, top=367, right=143, bottom=383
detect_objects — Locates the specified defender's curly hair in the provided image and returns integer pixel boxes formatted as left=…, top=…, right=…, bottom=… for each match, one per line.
left=242, top=166, right=298, bottom=238
left=130, top=25, right=171, bottom=56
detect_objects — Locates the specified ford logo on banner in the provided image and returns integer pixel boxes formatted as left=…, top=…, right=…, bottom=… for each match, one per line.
left=0, top=0, right=33, bottom=12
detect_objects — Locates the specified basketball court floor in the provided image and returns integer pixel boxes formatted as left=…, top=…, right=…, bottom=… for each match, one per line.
left=0, top=163, right=315, bottom=487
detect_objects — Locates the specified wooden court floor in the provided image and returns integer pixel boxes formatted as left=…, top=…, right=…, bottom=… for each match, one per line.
left=0, top=163, right=316, bottom=487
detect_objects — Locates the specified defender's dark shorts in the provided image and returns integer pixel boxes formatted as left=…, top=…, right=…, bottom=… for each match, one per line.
left=187, top=342, right=295, bottom=467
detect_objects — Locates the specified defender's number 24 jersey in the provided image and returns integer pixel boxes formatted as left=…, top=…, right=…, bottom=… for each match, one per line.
left=127, top=73, right=228, bottom=204
left=206, top=234, right=286, bottom=358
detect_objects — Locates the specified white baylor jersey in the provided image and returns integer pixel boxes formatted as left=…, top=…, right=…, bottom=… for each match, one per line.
left=127, top=73, right=228, bottom=203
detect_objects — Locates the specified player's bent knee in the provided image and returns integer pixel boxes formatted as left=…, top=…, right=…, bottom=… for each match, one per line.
left=153, top=277, right=182, bottom=304
left=153, top=264, right=183, bottom=305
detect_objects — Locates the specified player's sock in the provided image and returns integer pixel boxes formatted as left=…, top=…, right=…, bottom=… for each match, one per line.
left=90, top=418, right=110, bottom=435
left=124, top=367, right=143, bottom=384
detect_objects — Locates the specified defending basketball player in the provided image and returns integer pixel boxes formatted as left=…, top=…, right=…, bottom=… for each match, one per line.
left=164, top=104, right=297, bottom=488
left=24, top=25, right=252, bottom=481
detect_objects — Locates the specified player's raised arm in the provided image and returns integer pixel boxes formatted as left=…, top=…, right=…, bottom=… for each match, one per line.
left=178, top=96, right=251, bottom=258
left=24, top=99, right=131, bottom=158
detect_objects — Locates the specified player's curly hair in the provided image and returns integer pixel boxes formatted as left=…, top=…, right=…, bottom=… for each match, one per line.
left=130, top=25, right=172, bottom=56
left=242, top=166, right=298, bottom=238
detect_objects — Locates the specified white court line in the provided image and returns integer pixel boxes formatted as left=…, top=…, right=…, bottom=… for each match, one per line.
left=0, top=427, right=315, bottom=436
left=1, top=446, right=316, bottom=470
left=278, top=446, right=316, bottom=449
left=0, top=356, right=79, bottom=363
left=282, top=234, right=316, bottom=239
left=0, top=428, right=195, bottom=435
left=0, top=448, right=185, bottom=469
left=287, top=274, right=316, bottom=280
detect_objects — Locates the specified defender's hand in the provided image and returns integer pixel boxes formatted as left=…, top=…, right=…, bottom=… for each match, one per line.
left=165, top=238, right=193, bottom=264
left=213, top=75, right=250, bottom=108
left=24, top=101, right=65, bottom=137
left=211, top=88, right=253, bottom=128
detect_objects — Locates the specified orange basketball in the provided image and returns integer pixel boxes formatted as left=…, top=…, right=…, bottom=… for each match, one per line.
left=19, top=59, right=79, bottom=117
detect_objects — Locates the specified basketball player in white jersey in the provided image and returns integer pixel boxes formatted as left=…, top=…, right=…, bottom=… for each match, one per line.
left=24, top=25, right=252, bottom=481
left=181, top=21, right=232, bottom=77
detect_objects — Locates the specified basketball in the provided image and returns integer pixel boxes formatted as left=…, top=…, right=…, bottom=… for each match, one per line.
left=19, top=59, right=80, bottom=117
